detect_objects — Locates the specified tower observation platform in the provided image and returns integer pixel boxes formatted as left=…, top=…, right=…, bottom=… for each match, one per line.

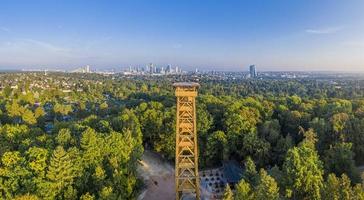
left=173, top=82, right=200, bottom=200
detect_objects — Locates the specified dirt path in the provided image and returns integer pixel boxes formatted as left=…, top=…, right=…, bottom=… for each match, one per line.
left=137, top=150, right=175, bottom=200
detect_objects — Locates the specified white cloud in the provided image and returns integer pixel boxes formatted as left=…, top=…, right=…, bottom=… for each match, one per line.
left=305, top=26, right=343, bottom=34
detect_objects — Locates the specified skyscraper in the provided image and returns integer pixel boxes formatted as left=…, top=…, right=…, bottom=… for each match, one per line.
left=166, top=65, right=172, bottom=74
left=249, top=65, right=257, bottom=78
left=148, top=63, right=154, bottom=74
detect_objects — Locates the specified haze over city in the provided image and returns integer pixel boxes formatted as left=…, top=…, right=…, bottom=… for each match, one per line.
left=1, top=0, right=364, bottom=71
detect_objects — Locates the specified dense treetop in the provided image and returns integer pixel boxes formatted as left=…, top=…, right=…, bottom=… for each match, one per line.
left=0, top=72, right=363, bottom=199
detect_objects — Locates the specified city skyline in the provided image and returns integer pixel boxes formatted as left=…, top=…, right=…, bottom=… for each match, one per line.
left=1, top=0, right=364, bottom=71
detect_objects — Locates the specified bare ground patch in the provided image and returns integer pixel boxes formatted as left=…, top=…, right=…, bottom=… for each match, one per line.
left=137, top=150, right=175, bottom=200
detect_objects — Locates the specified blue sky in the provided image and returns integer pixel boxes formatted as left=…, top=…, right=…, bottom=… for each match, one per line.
left=0, top=0, right=364, bottom=71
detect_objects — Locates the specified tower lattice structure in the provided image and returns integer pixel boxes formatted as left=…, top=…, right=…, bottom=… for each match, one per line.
left=173, top=82, right=200, bottom=200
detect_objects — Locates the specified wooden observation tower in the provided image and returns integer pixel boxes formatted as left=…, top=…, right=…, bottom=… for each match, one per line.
left=173, top=82, right=200, bottom=200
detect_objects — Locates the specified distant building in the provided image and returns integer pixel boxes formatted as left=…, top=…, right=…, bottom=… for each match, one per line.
left=123, top=63, right=184, bottom=76
left=148, top=63, right=155, bottom=74
left=144, top=65, right=149, bottom=72
left=166, top=65, right=171, bottom=74
left=72, top=65, right=91, bottom=73
left=249, top=65, right=257, bottom=78
left=85, top=65, right=90, bottom=73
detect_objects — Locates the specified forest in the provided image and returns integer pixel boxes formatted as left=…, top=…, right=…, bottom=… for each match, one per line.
left=0, top=72, right=363, bottom=200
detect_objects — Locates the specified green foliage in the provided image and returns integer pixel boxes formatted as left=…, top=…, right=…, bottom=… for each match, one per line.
left=136, top=101, right=164, bottom=144
left=53, top=103, right=72, bottom=116
left=225, top=104, right=260, bottom=137
left=6, top=100, right=23, bottom=118
left=56, top=129, right=72, bottom=147
left=330, top=113, right=350, bottom=141
left=34, top=107, right=45, bottom=119
left=196, top=103, right=213, bottom=137
left=1, top=73, right=364, bottom=199
left=22, top=109, right=36, bottom=125
left=111, top=109, right=142, bottom=145
left=324, top=142, right=360, bottom=182
left=80, top=193, right=95, bottom=200
left=235, top=179, right=254, bottom=200
left=350, top=118, right=364, bottom=164
left=47, top=146, right=76, bottom=183
left=255, top=169, right=280, bottom=200
left=0, top=151, right=33, bottom=199
left=283, top=144, right=324, bottom=200
left=240, top=132, right=270, bottom=166
left=322, top=173, right=340, bottom=200
left=322, top=173, right=364, bottom=200
left=26, top=147, right=48, bottom=176
left=287, top=95, right=302, bottom=110
left=80, top=128, right=104, bottom=168
left=243, top=157, right=258, bottom=186
left=44, top=146, right=77, bottom=199
left=205, top=131, right=227, bottom=166
left=223, top=184, right=234, bottom=200
left=13, top=194, right=40, bottom=200
left=99, top=102, right=108, bottom=110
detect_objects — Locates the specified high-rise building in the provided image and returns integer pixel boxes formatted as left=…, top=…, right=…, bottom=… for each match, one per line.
left=148, top=63, right=154, bottom=74
left=249, top=65, right=257, bottom=78
left=165, top=65, right=170, bottom=74
left=72, top=65, right=91, bottom=73
left=85, top=65, right=90, bottom=73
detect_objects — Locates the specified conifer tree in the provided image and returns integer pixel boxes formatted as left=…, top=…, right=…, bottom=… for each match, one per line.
left=235, top=179, right=254, bottom=200
left=244, top=157, right=258, bottom=186
left=34, top=107, right=45, bottom=119
left=283, top=129, right=324, bottom=200
left=22, top=109, right=36, bottom=125
left=339, top=174, right=354, bottom=200
left=223, top=184, right=233, bottom=200
left=322, top=173, right=340, bottom=200
left=46, top=146, right=76, bottom=198
left=352, top=184, right=364, bottom=199
left=56, top=128, right=72, bottom=147
left=256, top=169, right=280, bottom=200
left=80, top=128, right=104, bottom=167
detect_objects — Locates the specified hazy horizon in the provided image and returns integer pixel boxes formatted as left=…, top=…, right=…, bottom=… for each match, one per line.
left=1, top=0, right=364, bottom=71
left=2, top=65, right=364, bottom=73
